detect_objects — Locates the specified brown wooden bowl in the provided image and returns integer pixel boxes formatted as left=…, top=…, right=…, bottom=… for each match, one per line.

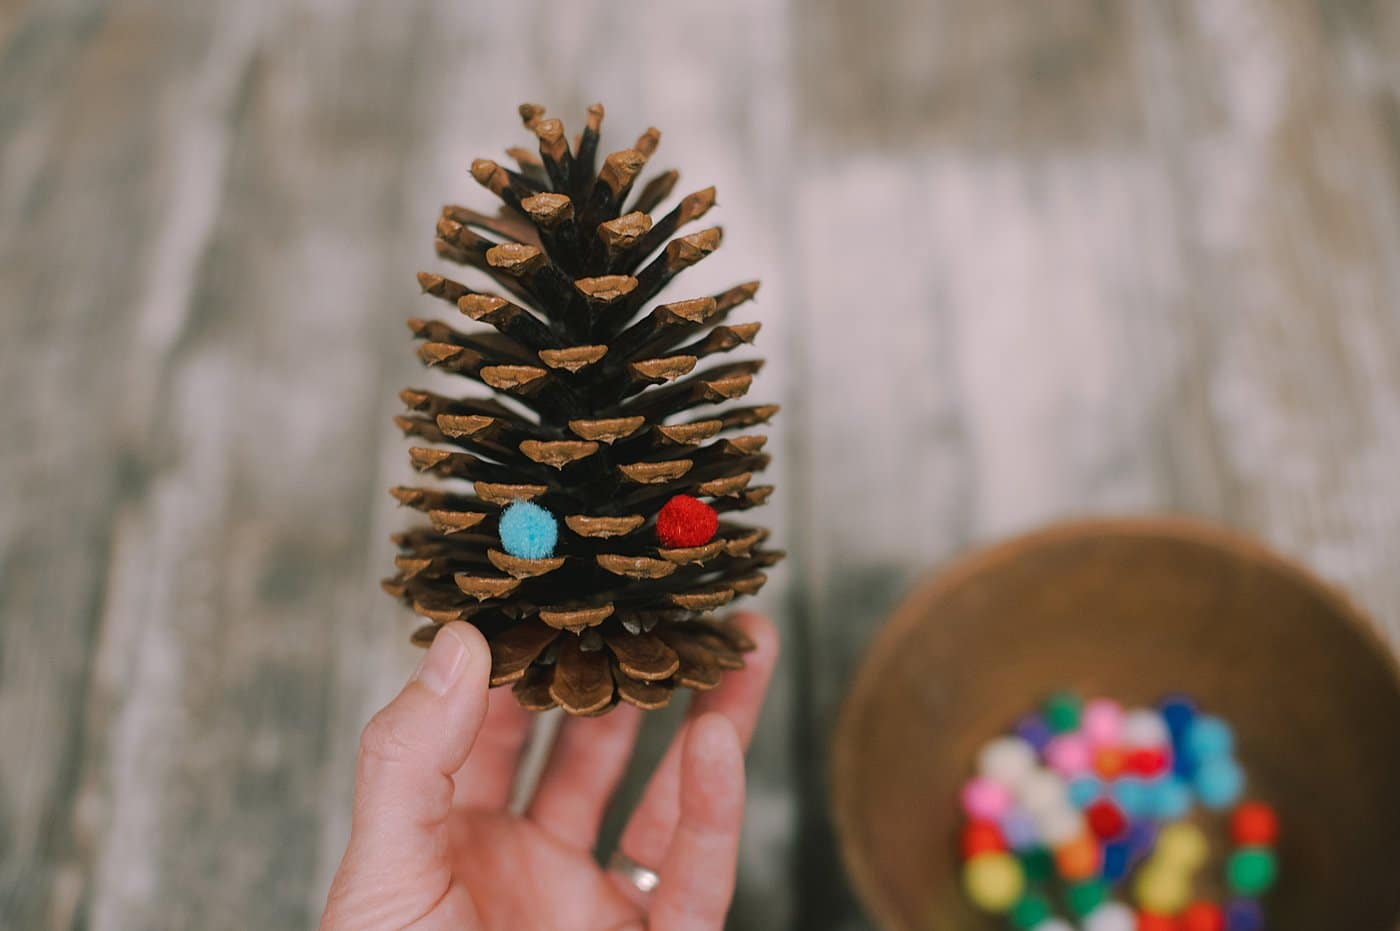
left=832, top=517, right=1400, bottom=931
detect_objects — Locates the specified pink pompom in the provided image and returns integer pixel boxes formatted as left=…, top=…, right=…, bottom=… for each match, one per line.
left=1045, top=734, right=1093, bottom=777
left=1081, top=698, right=1123, bottom=747
left=961, top=777, right=1012, bottom=822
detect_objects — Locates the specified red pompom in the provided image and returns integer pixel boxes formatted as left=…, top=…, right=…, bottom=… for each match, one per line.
left=657, top=494, right=718, bottom=548
left=959, top=820, right=1006, bottom=859
left=1126, top=747, right=1169, bottom=777
left=1086, top=798, right=1127, bottom=840
left=1137, top=913, right=1179, bottom=931
left=1179, top=902, right=1224, bottom=931
left=1230, top=801, right=1279, bottom=846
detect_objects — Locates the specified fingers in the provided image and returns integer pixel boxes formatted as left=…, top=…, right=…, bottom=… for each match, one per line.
left=322, top=622, right=490, bottom=930
left=645, top=714, right=746, bottom=931
left=451, top=684, right=534, bottom=811
left=612, top=612, right=777, bottom=903
left=525, top=703, right=644, bottom=849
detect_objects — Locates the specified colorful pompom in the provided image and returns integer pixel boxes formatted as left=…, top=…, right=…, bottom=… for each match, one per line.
left=963, top=852, right=1025, bottom=913
left=1225, top=898, right=1264, bottom=931
left=1195, top=758, right=1245, bottom=811
left=1046, top=733, right=1093, bottom=777
left=961, top=820, right=1007, bottom=859
left=1081, top=698, right=1124, bottom=747
left=1156, top=823, right=1209, bottom=871
left=1009, top=891, right=1052, bottom=930
left=656, top=494, right=718, bottom=548
left=1086, top=799, right=1127, bottom=841
left=1225, top=847, right=1276, bottom=896
left=498, top=500, right=558, bottom=559
left=1179, top=902, right=1225, bottom=931
left=980, top=736, right=1038, bottom=788
left=1044, top=691, right=1083, bottom=734
left=1068, top=775, right=1103, bottom=809
left=1054, top=835, right=1101, bottom=881
left=1082, top=902, right=1135, bottom=931
left=1186, top=716, right=1234, bottom=761
left=962, top=777, right=1012, bottom=822
left=1229, top=802, right=1278, bottom=847
left=1065, top=879, right=1106, bottom=918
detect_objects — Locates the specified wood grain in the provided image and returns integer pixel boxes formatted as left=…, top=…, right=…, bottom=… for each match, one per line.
left=0, top=0, right=1397, bottom=929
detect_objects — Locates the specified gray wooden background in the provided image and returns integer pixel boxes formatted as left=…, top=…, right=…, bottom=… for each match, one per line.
left=4, top=0, right=1400, bottom=928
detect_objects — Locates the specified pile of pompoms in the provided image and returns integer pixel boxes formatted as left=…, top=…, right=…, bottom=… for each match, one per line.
left=959, top=691, right=1279, bottom=930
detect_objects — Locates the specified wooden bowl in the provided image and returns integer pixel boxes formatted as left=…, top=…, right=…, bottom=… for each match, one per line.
left=832, top=517, right=1400, bottom=931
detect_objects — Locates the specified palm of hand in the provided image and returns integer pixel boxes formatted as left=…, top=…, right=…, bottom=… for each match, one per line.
left=447, top=811, right=640, bottom=930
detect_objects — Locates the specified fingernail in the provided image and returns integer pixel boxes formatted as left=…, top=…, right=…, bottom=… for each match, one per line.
left=413, top=626, right=467, bottom=695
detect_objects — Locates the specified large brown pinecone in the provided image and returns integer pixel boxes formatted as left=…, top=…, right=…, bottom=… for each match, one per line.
left=382, top=102, right=782, bottom=715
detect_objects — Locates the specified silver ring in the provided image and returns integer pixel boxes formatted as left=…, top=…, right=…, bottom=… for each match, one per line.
left=607, top=849, right=660, bottom=894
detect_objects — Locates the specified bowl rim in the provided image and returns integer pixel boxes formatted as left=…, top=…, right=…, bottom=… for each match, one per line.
left=830, top=514, right=1400, bottom=931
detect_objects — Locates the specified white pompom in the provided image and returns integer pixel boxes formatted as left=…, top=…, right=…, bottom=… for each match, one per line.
left=1120, top=708, right=1169, bottom=748
left=1035, top=805, right=1084, bottom=846
left=1083, top=901, right=1136, bottom=931
left=977, top=736, right=1037, bottom=788
left=1015, top=769, right=1067, bottom=814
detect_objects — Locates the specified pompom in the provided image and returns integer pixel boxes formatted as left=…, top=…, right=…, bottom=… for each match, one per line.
left=1195, top=757, right=1245, bottom=810
left=1082, top=902, right=1135, bottom=931
left=1067, top=775, right=1102, bottom=809
left=499, top=500, right=559, bottom=559
left=1230, top=801, right=1279, bottom=846
left=1186, top=715, right=1234, bottom=761
left=962, top=852, right=1025, bottom=913
left=962, top=777, right=1013, bottom=821
left=656, top=494, right=718, bottom=548
left=979, top=736, right=1038, bottom=788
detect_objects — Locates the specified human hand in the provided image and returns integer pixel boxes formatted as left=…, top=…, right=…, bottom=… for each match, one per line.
left=320, top=612, right=778, bottom=931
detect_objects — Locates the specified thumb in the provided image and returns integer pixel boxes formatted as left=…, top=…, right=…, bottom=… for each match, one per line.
left=323, top=622, right=490, bottom=930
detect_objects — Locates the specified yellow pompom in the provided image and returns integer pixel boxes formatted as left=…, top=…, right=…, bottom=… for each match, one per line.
left=1134, top=864, right=1190, bottom=914
left=963, top=852, right=1025, bottom=913
left=1155, top=822, right=1208, bottom=871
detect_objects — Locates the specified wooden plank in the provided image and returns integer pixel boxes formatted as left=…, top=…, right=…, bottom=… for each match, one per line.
left=0, top=3, right=260, bottom=928
left=49, top=3, right=449, bottom=928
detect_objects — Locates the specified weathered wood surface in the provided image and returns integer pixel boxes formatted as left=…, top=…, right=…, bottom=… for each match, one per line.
left=1, top=1, right=1397, bottom=929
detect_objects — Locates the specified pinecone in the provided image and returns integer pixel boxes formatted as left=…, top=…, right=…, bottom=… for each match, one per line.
left=382, top=102, right=783, bottom=716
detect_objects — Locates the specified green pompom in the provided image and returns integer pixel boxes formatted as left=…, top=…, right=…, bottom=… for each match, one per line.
left=1018, top=847, right=1055, bottom=884
left=1066, top=879, right=1106, bottom=917
left=1009, top=892, right=1051, bottom=930
left=1044, top=691, right=1083, bottom=734
left=1227, top=846, right=1277, bottom=895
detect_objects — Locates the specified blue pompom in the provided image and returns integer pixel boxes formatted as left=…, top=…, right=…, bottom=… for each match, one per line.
left=1067, top=776, right=1102, bottom=809
left=1196, top=757, right=1245, bottom=810
left=1159, top=695, right=1197, bottom=740
left=1186, top=715, right=1234, bottom=761
left=499, top=501, right=558, bottom=559
left=1150, top=777, right=1194, bottom=820
left=1226, top=898, right=1264, bottom=931
left=1101, top=839, right=1131, bottom=882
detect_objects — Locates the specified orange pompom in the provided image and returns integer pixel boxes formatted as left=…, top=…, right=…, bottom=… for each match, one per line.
left=1054, top=834, right=1100, bottom=881
left=1094, top=747, right=1126, bottom=779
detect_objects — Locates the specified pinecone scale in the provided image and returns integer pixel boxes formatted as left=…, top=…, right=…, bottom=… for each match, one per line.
left=382, top=102, right=782, bottom=715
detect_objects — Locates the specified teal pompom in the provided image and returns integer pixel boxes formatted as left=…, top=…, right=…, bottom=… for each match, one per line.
left=1068, top=776, right=1102, bottom=809
left=499, top=501, right=558, bottom=559
left=1186, top=715, right=1234, bottom=761
left=1195, top=757, right=1245, bottom=810
left=1150, top=777, right=1194, bottom=820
